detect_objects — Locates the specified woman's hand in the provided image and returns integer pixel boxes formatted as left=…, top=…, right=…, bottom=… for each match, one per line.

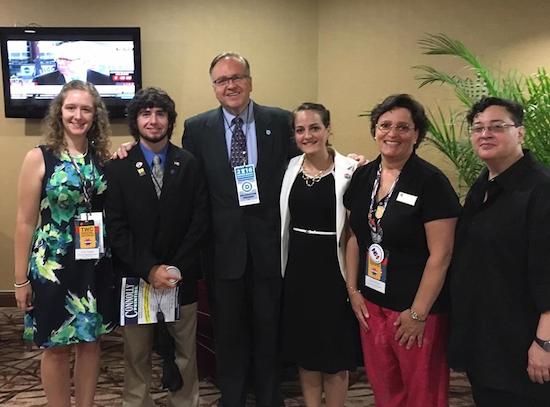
left=15, top=284, right=34, bottom=311
left=394, top=309, right=425, bottom=349
left=349, top=290, right=369, bottom=331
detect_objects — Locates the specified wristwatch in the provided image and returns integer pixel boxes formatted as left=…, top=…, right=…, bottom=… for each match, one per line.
left=535, top=337, right=550, bottom=352
left=409, top=309, right=426, bottom=322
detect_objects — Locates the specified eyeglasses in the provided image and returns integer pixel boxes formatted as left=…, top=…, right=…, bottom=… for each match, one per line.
left=375, top=122, right=415, bottom=134
left=469, top=123, right=520, bottom=135
left=212, top=74, right=249, bottom=87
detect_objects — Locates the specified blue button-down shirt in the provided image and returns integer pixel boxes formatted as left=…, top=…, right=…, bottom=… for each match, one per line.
left=139, top=141, right=169, bottom=170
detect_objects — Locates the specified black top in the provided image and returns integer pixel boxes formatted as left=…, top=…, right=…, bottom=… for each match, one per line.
left=289, top=172, right=336, bottom=232
left=449, top=150, right=550, bottom=400
left=344, top=153, right=460, bottom=312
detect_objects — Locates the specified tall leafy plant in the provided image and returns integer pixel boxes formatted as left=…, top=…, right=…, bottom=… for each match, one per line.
left=414, top=33, right=550, bottom=195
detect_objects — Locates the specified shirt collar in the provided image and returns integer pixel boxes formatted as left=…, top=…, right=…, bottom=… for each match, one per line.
left=222, top=100, right=254, bottom=126
left=486, top=149, right=534, bottom=192
left=139, top=141, right=169, bottom=169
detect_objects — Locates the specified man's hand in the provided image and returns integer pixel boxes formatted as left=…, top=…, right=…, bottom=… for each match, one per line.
left=148, top=265, right=181, bottom=289
left=527, top=341, right=550, bottom=384
left=111, top=141, right=136, bottom=159
left=347, top=153, right=368, bottom=166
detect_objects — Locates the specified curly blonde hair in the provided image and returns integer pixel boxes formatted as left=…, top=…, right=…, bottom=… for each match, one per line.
left=43, top=80, right=111, bottom=164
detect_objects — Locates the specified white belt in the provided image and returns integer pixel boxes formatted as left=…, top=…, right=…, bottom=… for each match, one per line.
left=292, top=227, right=336, bottom=236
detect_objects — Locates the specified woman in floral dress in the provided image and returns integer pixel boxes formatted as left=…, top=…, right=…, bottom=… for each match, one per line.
left=14, top=80, right=115, bottom=407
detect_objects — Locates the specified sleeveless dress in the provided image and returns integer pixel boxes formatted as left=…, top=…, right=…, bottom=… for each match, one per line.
left=281, top=172, right=357, bottom=373
left=23, top=146, right=115, bottom=348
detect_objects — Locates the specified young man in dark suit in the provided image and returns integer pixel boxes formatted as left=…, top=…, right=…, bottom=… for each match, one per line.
left=105, top=87, right=208, bottom=407
left=182, top=53, right=297, bottom=407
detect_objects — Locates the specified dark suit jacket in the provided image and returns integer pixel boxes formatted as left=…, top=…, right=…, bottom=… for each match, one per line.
left=182, top=103, right=297, bottom=280
left=34, top=69, right=115, bottom=85
left=104, top=142, right=208, bottom=304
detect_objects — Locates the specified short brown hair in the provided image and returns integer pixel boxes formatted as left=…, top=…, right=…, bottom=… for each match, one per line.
left=209, top=52, right=251, bottom=76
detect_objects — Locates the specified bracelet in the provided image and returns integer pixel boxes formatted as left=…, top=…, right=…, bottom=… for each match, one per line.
left=347, top=285, right=361, bottom=295
left=409, top=308, right=427, bottom=322
left=14, top=280, right=30, bottom=288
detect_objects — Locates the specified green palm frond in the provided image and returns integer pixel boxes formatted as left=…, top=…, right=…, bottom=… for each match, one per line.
left=425, top=108, right=482, bottom=196
left=416, top=33, right=498, bottom=97
left=411, top=34, right=550, bottom=189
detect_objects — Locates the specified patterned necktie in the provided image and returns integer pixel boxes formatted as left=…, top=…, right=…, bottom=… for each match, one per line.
left=230, top=117, right=247, bottom=167
left=152, top=155, right=163, bottom=198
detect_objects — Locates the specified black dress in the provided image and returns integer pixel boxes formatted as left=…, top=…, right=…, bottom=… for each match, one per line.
left=282, top=171, right=357, bottom=373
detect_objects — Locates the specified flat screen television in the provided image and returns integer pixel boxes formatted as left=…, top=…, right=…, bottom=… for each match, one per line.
left=0, top=26, right=142, bottom=118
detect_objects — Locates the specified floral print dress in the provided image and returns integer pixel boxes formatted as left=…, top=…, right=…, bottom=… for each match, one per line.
left=24, top=146, right=115, bottom=348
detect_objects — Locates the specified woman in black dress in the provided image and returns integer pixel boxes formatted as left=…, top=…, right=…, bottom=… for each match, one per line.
left=280, top=102, right=358, bottom=406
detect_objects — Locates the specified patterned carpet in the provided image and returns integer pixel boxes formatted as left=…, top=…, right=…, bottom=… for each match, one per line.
left=0, top=307, right=474, bottom=406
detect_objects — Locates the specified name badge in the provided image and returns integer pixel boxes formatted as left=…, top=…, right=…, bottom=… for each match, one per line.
left=365, top=244, right=389, bottom=294
left=74, top=212, right=104, bottom=260
left=234, top=164, right=260, bottom=206
left=396, top=191, right=418, bottom=206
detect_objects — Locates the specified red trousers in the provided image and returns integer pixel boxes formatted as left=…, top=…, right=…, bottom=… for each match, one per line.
left=360, top=299, right=449, bottom=407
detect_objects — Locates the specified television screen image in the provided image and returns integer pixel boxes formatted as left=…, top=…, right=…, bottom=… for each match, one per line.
left=0, top=27, right=141, bottom=118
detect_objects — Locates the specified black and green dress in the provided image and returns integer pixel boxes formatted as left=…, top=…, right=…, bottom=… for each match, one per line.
left=24, top=146, right=115, bottom=348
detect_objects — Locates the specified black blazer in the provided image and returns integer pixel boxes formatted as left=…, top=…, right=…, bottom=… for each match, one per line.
left=104, top=143, right=208, bottom=304
left=34, top=69, right=115, bottom=85
left=182, top=103, right=296, bottom=279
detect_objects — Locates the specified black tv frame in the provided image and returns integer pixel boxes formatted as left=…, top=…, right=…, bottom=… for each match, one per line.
left=0, top=26, right=142, bottom=119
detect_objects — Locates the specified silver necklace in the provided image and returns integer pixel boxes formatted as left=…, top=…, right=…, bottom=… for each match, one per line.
left=301, top=159, right=331, bottom=187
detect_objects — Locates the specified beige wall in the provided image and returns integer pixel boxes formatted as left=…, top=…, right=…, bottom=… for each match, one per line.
left=2, top=0, right=550, bottom=289
left=318, top=0, right=550, bottom=172
left=0, top=0, right=318, bottom=289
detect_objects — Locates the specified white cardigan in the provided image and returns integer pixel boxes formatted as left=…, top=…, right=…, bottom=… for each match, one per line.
left=280, top=152, right=358, bottom=280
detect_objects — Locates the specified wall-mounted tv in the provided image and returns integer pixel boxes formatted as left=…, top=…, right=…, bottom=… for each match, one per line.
left=0, top=27, right=142, bottom=119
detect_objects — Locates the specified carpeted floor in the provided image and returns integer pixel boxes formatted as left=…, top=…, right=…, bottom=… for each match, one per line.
left=0, top=307, right=474, bottom=406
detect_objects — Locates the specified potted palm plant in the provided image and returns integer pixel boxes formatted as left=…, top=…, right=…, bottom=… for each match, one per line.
left=413, top=33, right=550, bottom=196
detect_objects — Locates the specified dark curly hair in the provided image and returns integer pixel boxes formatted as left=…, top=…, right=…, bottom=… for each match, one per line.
left=466, top=96, right=524, bottom=126
left=126, top=87, right=177, bottom=141
left=369, top=94, right=428, bottom=148
left=43, top=80, right=111, bottom=164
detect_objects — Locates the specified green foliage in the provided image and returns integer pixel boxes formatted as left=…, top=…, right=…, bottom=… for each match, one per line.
left=413, top=33, right=550, bottom=194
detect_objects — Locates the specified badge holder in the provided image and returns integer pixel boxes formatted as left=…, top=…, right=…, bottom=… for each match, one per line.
left=234, top=164, right=260, bottom=206
left=74, top=215, right=100, bottom=260
left=365, top=244, right=389, bottom=294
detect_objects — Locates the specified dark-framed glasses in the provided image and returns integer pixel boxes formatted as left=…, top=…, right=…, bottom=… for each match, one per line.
left=469, top=123, right=520, bottom=135
left=212, top=74, right=249, bottom=87
left=375, top=122, right=415, bottom=134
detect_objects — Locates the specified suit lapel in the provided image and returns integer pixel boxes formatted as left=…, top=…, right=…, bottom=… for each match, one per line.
left=253, top=103, right=274, bottom=177
left=128, top=144, right=159, bottom=203
left=206, top=108, right=230, bottom=165
left=205, top=108, right=238, bottom=195
left=160, top=143, right=182, bottom=197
